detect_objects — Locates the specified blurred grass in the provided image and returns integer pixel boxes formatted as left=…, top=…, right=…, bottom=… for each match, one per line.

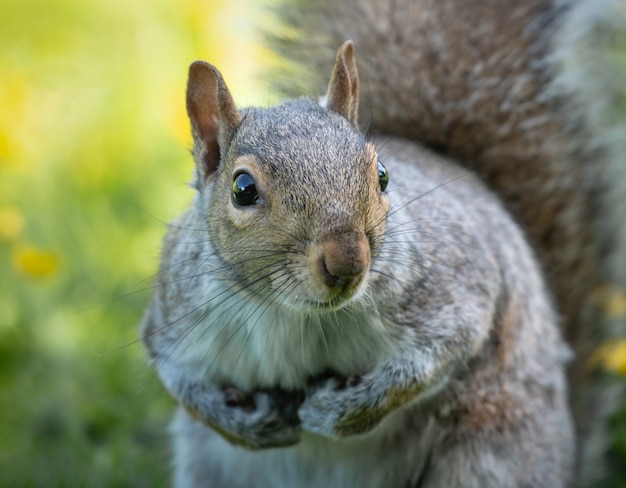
left=1, top=0, right=625, bottom=486
left=0, top=0, right=275, bottom=485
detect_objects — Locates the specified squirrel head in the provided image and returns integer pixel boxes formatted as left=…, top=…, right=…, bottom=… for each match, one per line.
left=185, top=41, right=390, bottom=312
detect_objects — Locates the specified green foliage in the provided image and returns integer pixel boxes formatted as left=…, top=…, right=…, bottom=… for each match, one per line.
left=0, top=0, right=273, bottom=485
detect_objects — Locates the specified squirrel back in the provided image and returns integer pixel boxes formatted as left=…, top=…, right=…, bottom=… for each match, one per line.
left=271, top=0, right=626, bottom=482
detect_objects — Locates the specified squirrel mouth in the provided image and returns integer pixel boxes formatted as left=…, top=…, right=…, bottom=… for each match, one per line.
left=307, top=297, right=349, bottom=312
left=302, top=231, right=370, bottom=312
left=306, top=280, right=364, bottom=312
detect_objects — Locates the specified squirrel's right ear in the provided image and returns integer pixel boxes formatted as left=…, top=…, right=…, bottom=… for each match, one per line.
left=186, top=61, right=241, bottom=180
left=326, top=41, right=359, bottom=128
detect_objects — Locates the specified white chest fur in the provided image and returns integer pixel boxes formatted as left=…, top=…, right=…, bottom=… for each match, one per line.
left=156, top=273, right=396, bottom=392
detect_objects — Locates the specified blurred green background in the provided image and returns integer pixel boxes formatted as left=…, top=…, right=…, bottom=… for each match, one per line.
left=0, top=0, right=276, bottom=485
left=1, top=0, right=625, bottom=486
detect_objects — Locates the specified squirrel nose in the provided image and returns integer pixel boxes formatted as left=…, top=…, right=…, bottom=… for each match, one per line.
left=319, top=255, right=364, bottom=288
left=317, top=234, right=370, bottom=290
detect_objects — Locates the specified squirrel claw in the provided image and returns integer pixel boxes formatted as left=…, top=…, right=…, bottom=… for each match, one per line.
left=223, top=386, right=256, bottom=412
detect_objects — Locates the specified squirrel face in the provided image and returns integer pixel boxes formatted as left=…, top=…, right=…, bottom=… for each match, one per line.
left=186, top=42, right=389, bottom=312
left=208, top=101, right=389, bottom=311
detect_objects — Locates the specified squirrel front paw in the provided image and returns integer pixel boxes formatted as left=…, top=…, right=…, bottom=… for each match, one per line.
left=182, top=384, right=305, bottom=450
left=299, top=371, right=423, bottom=438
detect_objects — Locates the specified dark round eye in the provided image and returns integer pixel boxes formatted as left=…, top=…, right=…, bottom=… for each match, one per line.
left=377, top=161, right=389, bottom=192
left=232, top=172, right=260, bottom=206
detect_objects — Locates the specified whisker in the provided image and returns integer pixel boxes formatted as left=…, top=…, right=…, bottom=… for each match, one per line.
left=145, top=256, right=293, bottom=373
left=198, top=263, right=294, bottom=378
left=230, top=271, right=297, bottom=373
left=371, top=174, right=472, bottom=233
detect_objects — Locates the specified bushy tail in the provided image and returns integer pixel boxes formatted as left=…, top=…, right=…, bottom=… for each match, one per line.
left=269, top=0, right=626, bottom=484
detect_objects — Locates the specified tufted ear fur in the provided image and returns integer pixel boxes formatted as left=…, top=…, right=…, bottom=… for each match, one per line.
left=326, top=40, right=360, bottom=128
left=186, top=61, right=241, bottom=181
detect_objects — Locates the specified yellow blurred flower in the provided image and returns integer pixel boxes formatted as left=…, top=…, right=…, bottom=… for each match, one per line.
left=588, top=286, right=626, bottom=376
left=0, top=130, right=10, bottom=162
left=593, top=340, right=626, bottom=376
left=165, top=98, right=192, bottom=145
left=0, top=207, right=24, bottom=240
left=0, top=71, right=29, bottom=171
left=591, top=284, right=626, bottom=319
left=12, top=245, right=60, bottom=279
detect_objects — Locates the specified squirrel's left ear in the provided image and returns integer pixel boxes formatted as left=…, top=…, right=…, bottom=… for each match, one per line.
left=326, top=40, right=359, bottom=128
left=186, top=61, right=241, bottom=181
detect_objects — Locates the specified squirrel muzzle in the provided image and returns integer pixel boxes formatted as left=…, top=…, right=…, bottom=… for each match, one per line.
left=310, top=231, right=370, bottom=304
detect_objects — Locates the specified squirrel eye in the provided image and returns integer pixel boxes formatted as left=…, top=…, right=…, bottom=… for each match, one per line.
left=377, top=161, right=389, bottom=192
left=232, top=172, right=260, bottom=206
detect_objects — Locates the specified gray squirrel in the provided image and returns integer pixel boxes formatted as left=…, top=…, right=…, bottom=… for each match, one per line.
left=140, top=0, right=626, bottom=486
